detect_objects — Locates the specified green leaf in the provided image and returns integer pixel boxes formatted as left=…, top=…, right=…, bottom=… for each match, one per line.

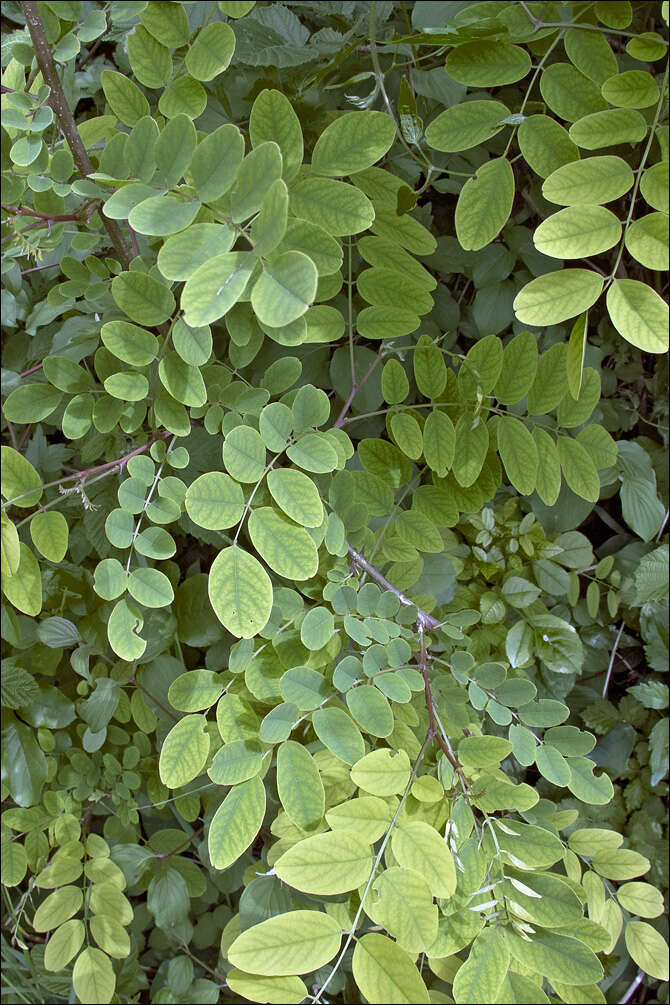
left=455, top=158, right=514, bottom=252
left=208, top=775, right=266, bottom=869
left=100, top=69, right=149, bottom=126
left=453, top=414, right=489, bottom=487
left=44, top=919, right=85, bottom=972
left=640, top=162, right=668, bottom=214
left=127, top=25, right=172, bottom=89
left=33, top=884, right=83, bottom=932
left=592, top=847, right=650, bottom=880
left=286, top=433, right=338, bottom=473
left=518, top=114, right=580, bottom=178
left=557, top=367, right=601, bottom=428
left=208, top=739, right=262, bottom=785
left=542, top=155, right=634, bottom=206
left=231, top=142, right=283, bottom=223
left=185, top=22, right=235, bottom=81
left=540, top=63, right=607, bottom=121
left=514, top=270, right=603, bottom=327
left=382, top=359, right=410, bottom=404
left=209, top=545, right=273, bottom=639
left=158, top=75, right=207, bottom=120
left=423, top=410, right=455, bottom=477
left=616, top=883, right=665, bottom=919
left=168, top=670, right=224, bottom=713
left=251, top=178, right=289, bottom=257
left=497, top=417, right=538, bottom=495
left=454, top=927, right=509, bottom=1004
left=223, top=426, right=266, bottom=483
left=392, top=821, right=456, bottom=898
left=505, top=929, right=603, bottom=986
left=566, top=312, right=588, bottom=400
left=251, top=251, right=317, bottom=327
left=569, top=108, right=647, bottom=150
left=567, top=756, right=614, bottom=804
left=181, top=252, right=256, bottom=327
left=128, top=195, right=200, bottom=236
left=101, top=321, right=158, bottom=365
left=128, top=567, right=174, bottom=608
left=249, top=89, right=303, bottom=183
left=625, top=213, right=668, bottom=271
left=107, top=597, right=145, bottom=661
left=228, top=910, right=341, bottom=977
left=159, top=351, right=206, bottom=407
left=601, top=70, right=660, bottom=109
left=358, top=268, right=433, bottom=316
left=277, top=740, right=325, bottom=831
left=185, top=472, right=245, bottom=530
left=533, top=206, right=621, bottom=259
left=72, top=947, right=115, bottom=1005
left=104, top=372, right=149, bottom=402
left=140, top=1, right=190, bottom=46
left=565, top=26, right=618, bottom=84
left=265, top=469, right=323, bottom=528
left=89, top=916, right=130, bottom=959
left=445, top=40, right=530, bottom=86
left=347, top=685, right=393, bottom=738
left=159, top=713, right=209, bottom=788
left=248, top=507, right=318, bottom=580
left=43, top=356, right=91, bottom=394
left=494, top=331, right=538, bottom=405
left=300, top=606, right=334, bottom=650
left=535, top=744, right=571, bottom=786
left=275, top=831, right=372, bottom=895
left=290, top=177, right=374, bottom=236
left=606, top=279, right=668, bottom=353
left=414, top=335, right=447, bottom=398
left=312, top=111, right=396, bottom=177
left=3, top=384, right=62, bottom=424
left=350, top=748, right=411, bottom=796
left=372, top=866, right=437, bottom=954
left=311, top=708, right=365, bottom=765
left=425, top=100, right=509, bottom=153
left=1, top=446, right=42, bottom=508
left=111, top=272, right=175, bottom=326
left=190, top=124, right=244, bottom=203
left=390, top=413, right=423, bottom=461
left=625, top=922, right=669, bottom=981
left=352, top=933, right=429, bottom=1005
left=2, top=542, right=42, bottom=616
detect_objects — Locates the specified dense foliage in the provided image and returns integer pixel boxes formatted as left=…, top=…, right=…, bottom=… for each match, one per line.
left=1, top=2, right=668, bottom=1003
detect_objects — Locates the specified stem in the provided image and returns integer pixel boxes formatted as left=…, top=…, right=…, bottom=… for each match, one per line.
left=130, top=675, right=178, bottom=722
left=602, top=621, right=625, bottom=698
left=348, top=545, right=441, bottom=630
left=3, top=432, right=171, bottom=509
left=656, top=508, right=669, bottom=542
left=605, top=62, right=669, bottom=286
left=19, top=2, right=132, bottom=269
left=620, top=973, right=644, bottom=1005
left=333, top=350, right=384, bottom=428
left=311, top=732, right=432, bottom=1004
left=418, top=622, right=467, bottom=781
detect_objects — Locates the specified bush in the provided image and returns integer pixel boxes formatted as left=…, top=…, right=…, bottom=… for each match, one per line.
left=1, top=2, right=668, bottom=1003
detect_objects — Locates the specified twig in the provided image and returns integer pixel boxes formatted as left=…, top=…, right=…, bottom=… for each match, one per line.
left=130, top=676, right=178, bottom=723
left=656, top=508, right=669, bottom=542
left=347, top=546, right=440, bottom=630
left=602, top=621, right=625, bottom=698
left=20, top=2, right=132, bottom=269
left=333, top=351, right=384, bottom=428
left=419, top=623, right=467, bottom=782
left=620, top=972, right=644, bottom=1005
left=311, top=732, right=432, bottom=1003
left=3, top=432, right=171, bottom=509
left=18, top=362, right=43, bottom=378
